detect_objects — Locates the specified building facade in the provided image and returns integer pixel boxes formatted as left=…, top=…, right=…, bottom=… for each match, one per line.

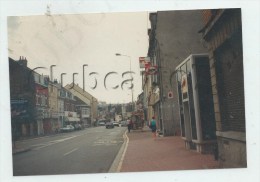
left=142, top=69, right=154, bottom=126
left=9, top=57, right=93, bottom=136
left=65, top=83, right=98, bottom=126
left=47, top=80, right=60, bottom=133
left=75, top=96, right=91, bottom=127
left=62, top=87, right=78, bottom=126
left=147, top=10, right=208, bottom=136
left=9, top=57, right=36, bottom=138
left=58, top=86, right=65, bottom=128
left=34, top=72, right=49, bottom=135
left=199, top=8, right=246, bottom=167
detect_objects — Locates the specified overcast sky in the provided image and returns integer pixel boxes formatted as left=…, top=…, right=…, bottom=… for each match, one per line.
left=8, top=12, right=149, bottom=104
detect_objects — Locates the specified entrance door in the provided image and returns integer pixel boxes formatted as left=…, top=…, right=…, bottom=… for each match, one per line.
left=183, top=101, right=191, bottom=142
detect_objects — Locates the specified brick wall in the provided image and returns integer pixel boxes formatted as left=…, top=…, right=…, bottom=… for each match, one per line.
left=202, top=9, right=245, bottom=132
left=9, top=58, right=36, bottom=136
left=9, top=58, right=36, bottom=117
left=201, top=10, right=212, bottom=25
left=214, top=33, right=245, bottom=132
left=201, top=9, right=223, bottom=26
left=201, top=8, right=246, bottom=167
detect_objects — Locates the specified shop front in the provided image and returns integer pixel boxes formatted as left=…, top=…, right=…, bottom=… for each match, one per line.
left=64, top=111, right=81, bottom=127
left=176, top=54, right=216, bottom=154
left=11, top=99, right=35, bottom=137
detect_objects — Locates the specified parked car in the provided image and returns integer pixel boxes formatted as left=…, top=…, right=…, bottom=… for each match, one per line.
left=120, top=120, right=128, bottom=127
left=105, top=122, right=114, bottom=129
left=74, top=124, right=82, bottom=130
left=98, top=121, right=105, bottom=126
left=60, top=125, right=75, bottom=132
left=83, top=124, right=90, bottom=128
left=113, top=121, right=120, bottom=127
left=97, top=120, right=106, bottom=126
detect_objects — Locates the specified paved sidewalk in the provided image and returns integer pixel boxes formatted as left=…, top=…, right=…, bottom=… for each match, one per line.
left=119, top=126, right=219, bottom=172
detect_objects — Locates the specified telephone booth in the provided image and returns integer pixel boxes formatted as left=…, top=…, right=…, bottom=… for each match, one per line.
left=176, top=54, right=216, bottom=153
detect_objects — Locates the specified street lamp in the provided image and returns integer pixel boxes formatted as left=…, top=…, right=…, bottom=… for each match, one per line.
left=50, top=65, right=56, bottom=82
left=72, top=73, right=78, bottom=88
left=115, top=53, right=132, bottom=73
left=50, top=65, right=57, bottom=93
left=115, top=53, right=134, bottom=111
left=83, top=64, right=88, bottom=92
left=60, top=73, right=66, bottom=87
left=60, top=72, right=66, bottom=128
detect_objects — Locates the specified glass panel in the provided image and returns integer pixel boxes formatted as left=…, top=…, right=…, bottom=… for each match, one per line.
left=177, top=68, right=185, bottom=137
left=195, top=57, right=216, bottom=140
left=187, top=59, right=197, bottom=140
left=181, top=64, right=188, bottom=100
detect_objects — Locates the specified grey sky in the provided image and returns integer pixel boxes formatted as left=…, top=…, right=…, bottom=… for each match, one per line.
left=8, top=12, right=149, bottom=103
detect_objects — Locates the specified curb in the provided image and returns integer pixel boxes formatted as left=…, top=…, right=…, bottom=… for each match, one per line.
left=12, top=148, right=32, bottom=155
left=108, top=130, right=129, bottom=173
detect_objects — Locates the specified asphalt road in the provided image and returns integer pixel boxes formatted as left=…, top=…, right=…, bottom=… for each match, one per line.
left=13, top=126, right=127, bottom=176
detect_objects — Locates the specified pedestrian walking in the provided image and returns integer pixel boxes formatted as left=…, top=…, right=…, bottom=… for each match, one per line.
left=127, top=118, right=132, bottom=133
left=149, top=116, right=157, bottom=139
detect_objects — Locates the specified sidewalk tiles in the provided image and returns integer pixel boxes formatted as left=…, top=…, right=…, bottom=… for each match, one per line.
left=119, top=127, right=219, bottom=172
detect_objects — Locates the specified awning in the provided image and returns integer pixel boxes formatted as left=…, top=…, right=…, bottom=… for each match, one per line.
left=64, top=117, right=80, bottom=122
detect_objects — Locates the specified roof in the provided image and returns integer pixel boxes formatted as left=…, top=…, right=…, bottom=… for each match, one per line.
left=64, top=83, right=98, bottom=104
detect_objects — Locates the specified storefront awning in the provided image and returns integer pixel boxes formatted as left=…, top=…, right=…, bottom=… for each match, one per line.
left=64, top=117, right=80, bottom=122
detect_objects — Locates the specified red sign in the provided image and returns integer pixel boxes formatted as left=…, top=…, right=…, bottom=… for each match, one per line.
left=145, top=65, right=158, bottom=75
left=139, top=57, right=150, bottom=68
left=181, top=74, right=188, bottom=93
left=168, top=91, right=173, bottom=99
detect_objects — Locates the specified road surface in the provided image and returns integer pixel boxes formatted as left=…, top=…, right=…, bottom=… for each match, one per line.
left=13, top=126, right=126, bottom=176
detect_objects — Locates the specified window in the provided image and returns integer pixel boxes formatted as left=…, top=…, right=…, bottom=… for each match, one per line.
left=41, top=95, right=46, bottom=106
left=66, top=103, right=69, bottom=111
left=36, top=95, right=40, bottom=105
left=82, top=108, right=88, bottom=115
left=38, top=95, right=42, bottom=105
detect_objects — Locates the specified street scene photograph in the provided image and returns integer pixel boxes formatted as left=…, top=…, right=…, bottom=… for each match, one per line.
left=2, top=2, right=258, bottom=181
left=7, top=8, right=247, bottom=176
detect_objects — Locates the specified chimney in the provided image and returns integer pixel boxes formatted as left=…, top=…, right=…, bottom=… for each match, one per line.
left=53, top=79, right=58, bottom=84
left=18, top=56, right=28, bottom=67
